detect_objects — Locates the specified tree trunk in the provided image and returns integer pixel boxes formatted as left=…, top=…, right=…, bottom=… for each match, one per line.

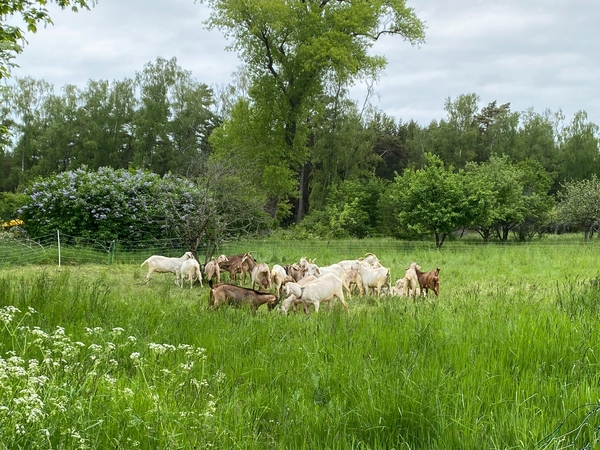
left=296, top=163, right=309, bottom=224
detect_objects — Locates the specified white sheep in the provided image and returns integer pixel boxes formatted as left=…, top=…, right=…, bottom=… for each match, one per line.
left=180, top=258, right=203, bottom=289
left=141, top=251, right=194, bottom=287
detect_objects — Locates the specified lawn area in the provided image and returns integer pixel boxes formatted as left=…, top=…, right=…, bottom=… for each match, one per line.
left=1, top=237, right=600, bottom=449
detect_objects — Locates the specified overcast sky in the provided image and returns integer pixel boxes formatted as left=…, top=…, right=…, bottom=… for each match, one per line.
left=7, top=0, right=600, bottom=127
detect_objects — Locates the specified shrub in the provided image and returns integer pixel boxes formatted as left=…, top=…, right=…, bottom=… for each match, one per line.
left=19, top=167, right=190, bottom=241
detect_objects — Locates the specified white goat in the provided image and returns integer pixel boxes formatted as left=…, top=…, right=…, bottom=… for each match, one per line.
left=299, top=256, right=320, bottom=277
left=281, top=274, right=318, bottom=314
left=357, top=263, right=391, bottom=297
left=141, top=252, right=194, bottom=287
left=390, top=278, right=405, bottom=297
left=317, top=263, right=345, bottom=279
left=337, top=259, right=362, bottom=271
left=271, top=264, right=288, bottom=297
left=403, top=262, right=421, bottom=297
left=341, top=268, right=364, bottom=297
left=180, top=259, right=203, bottom=289
left=360, top=252, right=382, bottom=269
left=282, top=273, right=348, bottom=314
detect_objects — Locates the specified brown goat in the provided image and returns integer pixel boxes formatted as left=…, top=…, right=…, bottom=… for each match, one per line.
left=415, top=267, right=440, bottom=297
left=217, top=252, right=255, bottom=283
left=209, top=282, right=279, bottom=312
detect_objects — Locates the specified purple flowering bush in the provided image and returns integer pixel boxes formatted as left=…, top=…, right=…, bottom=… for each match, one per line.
left=20, top=167, right=188, bottom=241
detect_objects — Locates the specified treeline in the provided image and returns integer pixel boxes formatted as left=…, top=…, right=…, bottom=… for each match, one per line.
left=0, top=57, right=217, bottom=191
left=2, top=57, right=600, bottom=244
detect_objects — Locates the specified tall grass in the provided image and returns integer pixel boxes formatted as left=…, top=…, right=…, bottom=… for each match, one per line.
left=1, top=239, right=600, bottom=448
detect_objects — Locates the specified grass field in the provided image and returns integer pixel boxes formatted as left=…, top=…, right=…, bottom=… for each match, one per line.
left=1, top=237, right=600, bottom=449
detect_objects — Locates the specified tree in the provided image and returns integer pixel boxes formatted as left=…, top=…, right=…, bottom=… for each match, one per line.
left=463, top=156, right=553, bottom=242
left=557, top=176, right=600, bottom=241
left=3, top=77, right=53, bottom=185
left=512, top=108, right=559, bottom=190
left=557, top=111, right=600, bottom=183
left=203, top=0, right=426, bottom=222
left=163, top=160, right=271, bottom=260
left=19, top=167, right=177, bottom=241
left=307, top=92, right=379, bottom=213
left=387, top=153, right=468, bottom=247
left=300, top=174, right=387, bottom=239
left=473, top=100, right=519, bottom=162
left=132, top=57, right=217, bottom=176
left=0, top=0, right=96, bottom=80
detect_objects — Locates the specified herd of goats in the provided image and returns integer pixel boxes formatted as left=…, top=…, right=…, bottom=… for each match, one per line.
left=140, top=251, right=441, bottom=314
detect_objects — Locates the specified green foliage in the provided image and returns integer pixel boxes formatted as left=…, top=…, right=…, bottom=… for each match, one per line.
left=387, top=153, right=468, bottom=247
left=557, top=110, right=600, bottom=183
left=203, top=0, right=425, bottom=221
left=0, top=1, right=96, bottom=79
left=19, top=165, right=272, bottom=250
left=20, top=167, right=186, bottom=241
left=299, top=175, right=388, bottom=239
left=0, top=191, right=27, bottom=222
left=3, top=241, right=600, bottom=448
left=557, top=175, right=600, bottom=240
left=464, top=156, right=529, bottom=241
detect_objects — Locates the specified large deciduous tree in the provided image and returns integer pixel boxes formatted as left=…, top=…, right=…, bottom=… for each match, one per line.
left=0, top=0, right=96, bottom=79
left=202, top=0, right=425, bottom=222
left=557, top=176, right=600, bottom=241
left=387, top=153, right=468, bottom=248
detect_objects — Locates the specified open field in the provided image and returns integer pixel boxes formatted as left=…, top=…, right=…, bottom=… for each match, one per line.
left=2, top=238, right=600, bottom=449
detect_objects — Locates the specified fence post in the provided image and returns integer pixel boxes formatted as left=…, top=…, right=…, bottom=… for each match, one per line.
left=108, top=240, right=116, bottom=265
left=57, top=229, right=61, bottom=268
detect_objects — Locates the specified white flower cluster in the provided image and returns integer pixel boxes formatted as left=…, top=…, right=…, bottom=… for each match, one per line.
left=0, top=305, right=219, bottom=447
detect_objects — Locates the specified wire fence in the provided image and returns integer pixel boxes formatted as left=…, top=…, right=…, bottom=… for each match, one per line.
left=0, top=228, right=598, bottom=269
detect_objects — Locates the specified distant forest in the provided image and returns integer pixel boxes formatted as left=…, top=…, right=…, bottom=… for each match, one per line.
left=1, top=57, right=599, bottom=241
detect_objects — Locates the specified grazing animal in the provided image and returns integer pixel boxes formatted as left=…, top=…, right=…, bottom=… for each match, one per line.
left=357, top=263, right=391, bottom=297
left=360, top=252, right=382, bottom=269
left=390, top=278, right=405, bottom=297
left=281, top=275, right=318, bottom=314
left=317, top=263, right=345, bottom=279
left=271, top=264, right=288, bottom=297
left=415, top=267, right=441, bottom=297
left=251, top=261, right=272, bottom=290
left=180, top=259, right=203, bottom=289
left=403, top=263, right=421, bottom=297
left=337, top=259, right=362, bottom=271
left=217, top=252, right=255, bottom=283
left=141, top=252, right=195, bottom=287
left=204, top=255, right=228, bottom=285
left=299, top=257, right=320, bottom=277
left=281, top=273, right=348, bottom=314
left=341, top=268, right=364, bottom=297
left=209, top=283, right=279, bottom=311
left=283, top=263, right=307, bottom=282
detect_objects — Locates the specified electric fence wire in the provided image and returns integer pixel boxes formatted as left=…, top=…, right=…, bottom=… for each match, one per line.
left=536, top=403, right=600, bottom=450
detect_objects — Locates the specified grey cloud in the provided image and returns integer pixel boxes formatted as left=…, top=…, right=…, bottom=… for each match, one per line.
left=7, top=0, right=600, bottom=127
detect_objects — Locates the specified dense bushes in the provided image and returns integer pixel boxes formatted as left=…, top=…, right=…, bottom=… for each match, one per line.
left=20, top=167, right=181, bottom=241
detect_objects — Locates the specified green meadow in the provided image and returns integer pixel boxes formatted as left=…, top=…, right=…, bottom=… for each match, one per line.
left=2, top=237, right=600, bottom=449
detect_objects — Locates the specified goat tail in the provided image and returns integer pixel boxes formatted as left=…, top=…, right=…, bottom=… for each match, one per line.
left=141, top=259, right=149, bottom=267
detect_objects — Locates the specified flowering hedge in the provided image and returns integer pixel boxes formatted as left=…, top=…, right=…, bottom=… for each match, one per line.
left=20, top=167, right=195, bottom=241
